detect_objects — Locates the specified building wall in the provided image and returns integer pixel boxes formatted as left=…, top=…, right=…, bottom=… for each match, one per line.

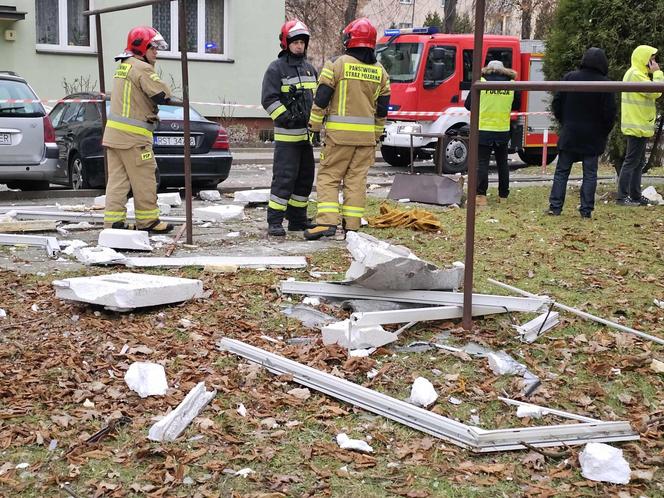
left=0, top=0, right=283, bottom=118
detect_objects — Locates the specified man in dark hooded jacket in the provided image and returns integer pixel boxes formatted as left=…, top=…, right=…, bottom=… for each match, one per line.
left=547, top=47, right=616, bottom=218
left=465, top=60, right=521, bottom=206
left=262, top=20, right=318, bottom=236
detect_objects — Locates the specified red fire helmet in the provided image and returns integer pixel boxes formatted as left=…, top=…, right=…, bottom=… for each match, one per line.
left=279, top=20, right=310, bottom=50
left=342, top=18, right=377, bottom=49
left=126, top=26, right=168, bottom=56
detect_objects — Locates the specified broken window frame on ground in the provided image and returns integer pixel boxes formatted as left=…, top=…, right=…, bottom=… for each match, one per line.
left=0, top=233, right=60, bottom=257
left=218, top=338, right=639, bottom=453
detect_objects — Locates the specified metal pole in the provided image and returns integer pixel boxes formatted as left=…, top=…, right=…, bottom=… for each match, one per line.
left=178, top=0, right=193, bottom=244
left=411, top=0, right=416, bottom=27
left=462, top=0, right=486, bottom=330
left=95, top=14, right=108, bottom=185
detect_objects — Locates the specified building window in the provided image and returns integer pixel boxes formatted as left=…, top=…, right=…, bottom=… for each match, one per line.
left=399, top=0, right=414, bottom=4
left=398, top=22, right=412, bottom=29
left=35, top=0, right=95, bottom=52
left=152, top=0, right=228, bottom=59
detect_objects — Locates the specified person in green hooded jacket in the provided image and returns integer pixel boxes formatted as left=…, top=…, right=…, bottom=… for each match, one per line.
left=616, top=45, right=663, bottom=206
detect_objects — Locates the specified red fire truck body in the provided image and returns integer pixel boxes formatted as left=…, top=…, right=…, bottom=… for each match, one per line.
left=376, top=29, right=558, bottom=172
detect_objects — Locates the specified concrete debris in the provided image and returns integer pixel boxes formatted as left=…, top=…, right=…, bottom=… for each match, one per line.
left=157, top=193, right=183, bottom=207
left=281, top=304, right=336, bottom=329
left=60, top=222, right=95, bottom=231
left=516, top=405, right=544, bottom=418
left=0, top=220, right=57, bottom=232
left=53, top=272, right=203, bottom=311
left=654, top=299, right=664, bottom=309
left=0, top=309, right=6, bottom=318
left=93, top=195, right=106, bottom=207
left=0, top=233, right=60, bottom=257
left=234, top=468, right=255, bottom=478
left=388, top=173, right=464, bottom=206
left=641, top=186, right=664, bottom=205
left=150, top=235, right=174, bottom=244
left=236, top=403, right=247, bottom=417
left=448, top=396, right=462, bottom=405
left=287, top=388, right=311, bottom=400
left=198, top=190, right=222, bottom=202
left=124, top=362, right=168, bottom=398
left=98, top=229, right=152, bottom=251
left=204, top=263, right=238, bottom=273
left=61, top=240, right=88, bottom=255
left=233, top=189, right=270, bottom=204
left=650, top=359, right=664, bottom=374
left=73, top=246, right=126, bottom=265
left=514, top=311, right=560, bottom=343
left=344, top=232, right=464, bottom=290
left=124, top=255, right=307, bottom=269
left=193, top=205, right=244, bottom=222
left=322, top=319, right=397, bottom=349
left=579, top=443, right=631, bottom=484
left=408, top=377, right=438, bottom=408
left=336, top=433, right=374, bottom=453
left=148, top=382, right=216, bottom=442
left=302, top=297, right=320, bottom=306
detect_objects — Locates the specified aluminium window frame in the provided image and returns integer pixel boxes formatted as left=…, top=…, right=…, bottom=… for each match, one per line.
left=218, top=338, right=639, bottom=453
left=35, top=0, right=97, bottom=54
left=156, top=0, right=230, bottom=61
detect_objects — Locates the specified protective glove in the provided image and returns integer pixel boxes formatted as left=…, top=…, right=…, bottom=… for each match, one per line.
left=309, top=131, right=321, bottom=147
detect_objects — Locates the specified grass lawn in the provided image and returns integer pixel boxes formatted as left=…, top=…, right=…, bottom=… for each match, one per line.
left=0, top=182, right=662, bottom=497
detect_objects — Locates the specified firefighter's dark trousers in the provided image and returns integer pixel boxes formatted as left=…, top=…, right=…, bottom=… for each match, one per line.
left=267, top=140, right=315, bottom=226
left=315, top=142, right=375, bottom=231
left=103, top=145, right=159, bottom=229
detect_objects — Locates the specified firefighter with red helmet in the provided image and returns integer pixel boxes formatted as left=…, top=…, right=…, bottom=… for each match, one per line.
left=304, top=18, right=390, bottom=240
left=261, top=20, right=318, bottom=236
left=102, top=26, right=176, bottom=233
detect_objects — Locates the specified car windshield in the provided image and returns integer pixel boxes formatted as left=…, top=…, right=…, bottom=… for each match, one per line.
left=0, top=79, right=46, bottom=117
left=377, top=42, right=423, bottom=83
left=104, top=102, right=204, bottom=121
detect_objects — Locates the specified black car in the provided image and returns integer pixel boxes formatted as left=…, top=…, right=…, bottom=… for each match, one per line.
left=48, top=92, right=232, bottom=189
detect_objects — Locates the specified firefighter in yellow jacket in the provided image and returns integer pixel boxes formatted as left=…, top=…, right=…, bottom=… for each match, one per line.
left=102, top=26, right=175, bottom=233
left=304, top=18, right=390, bottom=240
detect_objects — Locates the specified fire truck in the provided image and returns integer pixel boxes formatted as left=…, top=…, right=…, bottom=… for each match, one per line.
left=376, top=28, right=558, bottom=172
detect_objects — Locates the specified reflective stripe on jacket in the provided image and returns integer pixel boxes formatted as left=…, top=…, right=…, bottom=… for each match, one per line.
left=309, top=54, right=390, bottom=146
left=621, top=45, right=663, bottom=138
left=478, top=77, right=515, bottom=132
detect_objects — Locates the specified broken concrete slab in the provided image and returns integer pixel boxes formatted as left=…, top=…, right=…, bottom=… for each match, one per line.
left=193, top=205, right=244, bottom=222
left=73, top=246, right=126, bottom=265
left=344, top=232, right=464, bottom=290
left=198, top=190, right=222, bottom=202
left=0, top=220, right=58, bottom=233
left=388, top=173, right=464, bottom=206
left=148, top=381, right=216, bottom=442
left=124, top=362, right=168, bottom=398
left=514, top=311, right=560, bottom=343
left=233, top=189, right=270, bottom=204
left=322, top=319, right=397, bottom=349
left=53, top=272, right=204, bottom=311
left=98, top=229, right=153, bottom=251
left=157, top=193, right=183, bottom=207
left=579, top=443, right=631, bottom=484
left=124, top=256, right=307, bottom=269
left=0, top=233, right=60, bottom=257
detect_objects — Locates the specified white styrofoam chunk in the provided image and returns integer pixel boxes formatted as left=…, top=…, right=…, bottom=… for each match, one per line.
left=322, top=319, right=397, bottom=349
left=98, top=229, right=153, bottom=251
left=157, top=192, right=183, bottom=207
left=408, top=377, right=438, bottom=408
left=124, top=362, right=168, bottom=398
left=0, top=309, right=6, bottom=318
left=199, top=190, right=222, bottom=201
left=193, top=205, right=244, bottom=222
left=641, top=186, right=664, bottom=205
left=52, top=272, right=203, bottom=311
left=60, top=222, right=95, bottom=231
left=516, top=405, right=544, bottom=418
left=126, top=200, right=171, bottom=216
left=579, top=443, right=631, bottom=484
left=336, top=433, right=374, bottom=453
left=93, top=195, right=106, bottom=207
left=148, top=382, right=216, bottom=442
left=233, top=189, right=271, bottom=204
left=62, top=240, right=88, bottom=256
left=74, top=246, right=126, bottom=265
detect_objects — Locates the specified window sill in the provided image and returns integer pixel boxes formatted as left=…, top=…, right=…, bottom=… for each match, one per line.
left=158, top=53, right=234, bottom=63
left=36, top=45, right=97, bottom=56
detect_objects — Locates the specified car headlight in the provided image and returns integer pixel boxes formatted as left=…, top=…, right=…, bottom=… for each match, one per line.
left=397, top=124, right=422, bottom=135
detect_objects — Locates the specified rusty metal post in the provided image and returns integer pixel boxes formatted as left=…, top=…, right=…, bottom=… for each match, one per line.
left=462, top=0, right=486, bottom=330
left=94, top=14, right=108, bottom=185
left=178, top=0, right=193, bottom=244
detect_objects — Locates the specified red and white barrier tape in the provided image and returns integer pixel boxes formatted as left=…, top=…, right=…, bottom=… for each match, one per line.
left=0, top=98, right=551, bottom=117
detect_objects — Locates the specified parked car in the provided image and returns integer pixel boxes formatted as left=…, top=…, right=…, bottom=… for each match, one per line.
left=0, top=71, right=59, bottom=190
left=48, top=92, right=232, bottom=189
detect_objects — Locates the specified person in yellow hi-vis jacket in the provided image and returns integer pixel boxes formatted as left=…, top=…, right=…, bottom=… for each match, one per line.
left=102, top=26, right=177, bottom=233
left=304, top=18, right=390, bottom=240
left=616, top=45, right=663, bottom=207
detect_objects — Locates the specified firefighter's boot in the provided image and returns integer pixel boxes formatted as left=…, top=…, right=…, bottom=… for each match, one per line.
left=141, top=220, right=174, bottom=234
left=303, top=224, right=337, bottom=240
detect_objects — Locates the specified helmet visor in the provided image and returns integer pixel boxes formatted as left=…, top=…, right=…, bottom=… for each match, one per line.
left=150, top=33, right=169, bottom=51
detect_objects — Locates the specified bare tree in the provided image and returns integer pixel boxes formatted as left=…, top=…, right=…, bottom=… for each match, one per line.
left=344, top=0, right=359, bottom=25
left=444, top=0, right=458, bottom=33
left=477, top=0, right=556, bottom=39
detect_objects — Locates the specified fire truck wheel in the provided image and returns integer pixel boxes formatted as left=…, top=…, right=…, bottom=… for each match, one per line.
left=380, top=145, right=412, bottom=167
left=518, top=148, right=558, bottom=167
left=441, top=137, right=468, bottom=174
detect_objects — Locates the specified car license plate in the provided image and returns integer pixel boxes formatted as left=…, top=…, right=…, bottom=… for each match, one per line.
left=0, top=133, right=10, bottom=145
left=154, top=136, right=195, bottom=146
